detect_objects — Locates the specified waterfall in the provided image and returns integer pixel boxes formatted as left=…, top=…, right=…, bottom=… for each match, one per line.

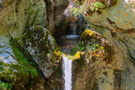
left=62, top=54, right=72, bottom=90
left=71, top=26, right=77, bottom=35
left=70, top=25, right=77, bottom=35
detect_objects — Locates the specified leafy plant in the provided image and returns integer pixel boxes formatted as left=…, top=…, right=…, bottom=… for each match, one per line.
left=80, top=46, right=85, bottom=50
left=72, top=44, right=79, bottom=54
left=72, top=46, right=78, bottom=53
left=71, top=0, right=117, bottom=16
left=90, top=2, right=105, bottom=11
left=0, top=81, right=12, bottom=90
left=30, top=69, right=38, bottom=78
left=10, top=40, right=38, bottom=78
left=70, top=6, right=84, bottom=16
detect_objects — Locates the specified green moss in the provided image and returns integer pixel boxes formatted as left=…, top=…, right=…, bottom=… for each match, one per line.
left=72, top=51, right=81, bottom=61
left=9, top=40, right=38, bottom=78
left=81, top=29, right=96, bottom=41
left=72, top=46, right=78, bottom=53
left=71, top=44, right=79, bottom=54
left=0, top=39, right=40, bottom=89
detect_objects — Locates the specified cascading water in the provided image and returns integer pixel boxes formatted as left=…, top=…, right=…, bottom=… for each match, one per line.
left=61, top=11, right=80, bottom=90
left=61, top=25, right=80, bottom=39
left=62, top=54, right=72, bottom=90
left=70, top=26, right=77, bottom=35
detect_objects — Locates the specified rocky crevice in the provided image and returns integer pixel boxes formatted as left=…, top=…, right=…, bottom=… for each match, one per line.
left=44, top=0, right=69, bottom=34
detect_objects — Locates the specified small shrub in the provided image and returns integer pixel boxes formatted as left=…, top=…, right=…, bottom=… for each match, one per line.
left=0, top=81, right=12, bottom=90
left=71, top=0, right=117, bottom=16
left=90, top=2, right=104, bottom=11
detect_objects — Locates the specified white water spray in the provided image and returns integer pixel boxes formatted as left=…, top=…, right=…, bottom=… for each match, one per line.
left=62, top=54, right=72, bottom=90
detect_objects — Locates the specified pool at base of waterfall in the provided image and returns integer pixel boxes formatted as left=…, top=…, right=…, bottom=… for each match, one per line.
left=56, top=36, right=80, bottom=49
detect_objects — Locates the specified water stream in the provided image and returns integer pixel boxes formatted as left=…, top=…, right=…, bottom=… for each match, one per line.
left=60, top=17, right=80, bottom=90
left=62, top=54, right=72, bottom=90
left=70, top=26, right=77, bottom=35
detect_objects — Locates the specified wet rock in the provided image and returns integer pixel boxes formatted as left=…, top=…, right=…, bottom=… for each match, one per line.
left=76, top=15, right=88, bottom=35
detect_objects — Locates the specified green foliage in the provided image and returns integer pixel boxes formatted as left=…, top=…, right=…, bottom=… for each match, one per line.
left=0, top=39, right=39, bottom=90
left=70, top=6, right=85, bottom=16
left=72, top=42, right=85, bottom=54
left=71, top=0, right=116, bottom=16
left=87, top=43, right=100, bottom=51
left=0, top=81, right=12, bottom=90
left=10, top=40, right=38, bottom=78
left=72, top=44, right=79, bottom=54
left=80, top=45, right=85, bottom=51
left=88, top=24, right=106, bottom=32
left=100, top=27, right=105, bottom=31
left=78, top=41, right=85, bottom=51
left=90, top=2, right=104, bottom=11
left=30, top=69, right=38, bottom=78
left=72, top=46, right=78, bottom=53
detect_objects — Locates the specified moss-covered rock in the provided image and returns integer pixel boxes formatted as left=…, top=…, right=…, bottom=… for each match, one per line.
left=0, top=37, right=42, bottom=90
left=72, top=51, right=81, bottom=61
left=81, top=29, right=96, bottom=40
left=18, top=26, right=61, bottom=78
left=72, top=29, right=117, bottom=90
left=15, top=26, right=63, bottom=89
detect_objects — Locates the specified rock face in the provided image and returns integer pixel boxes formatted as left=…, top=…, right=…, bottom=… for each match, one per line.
left=72, top=29, right=135, bottom=90
left=45, top=0, right=69, bottom=34
left=18, top=26, right=61, bottom=78
left=85, top=0, right=135, bottom=62
left=0, top=0, right=47, bottom=89
left=72, top=0, right=135, bottom=90
left=18, top=26, right=63, bottom=89
left=0, top=36, right=46, bottom=90
left=0, top=0, right=64, bottom=89
left=85, top=0, right=135, bottom=30
left=0, top=0, right=46, bottom=38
